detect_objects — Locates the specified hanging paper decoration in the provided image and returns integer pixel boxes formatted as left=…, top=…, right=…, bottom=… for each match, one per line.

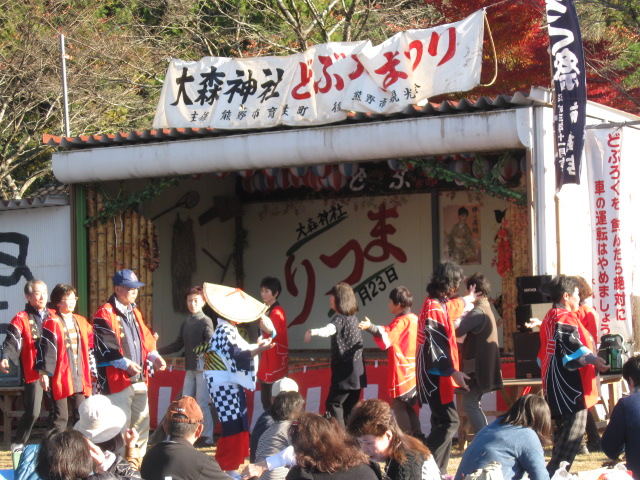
left=311, top=165, right=333, bottom=178
left=242, top=176, right=255, bottom=193
left=289, top=166, right=308, bottom=178
left=324, top=167, right=348, bottom=190
left=276, top=169, right=292, bottom=189
left=237, top=170, right=254, bottom=179
left=337, top=163, right=360, bottom=178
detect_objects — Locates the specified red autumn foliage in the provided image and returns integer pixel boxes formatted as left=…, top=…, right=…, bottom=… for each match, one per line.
left=424, top=0, right=640, bottom=113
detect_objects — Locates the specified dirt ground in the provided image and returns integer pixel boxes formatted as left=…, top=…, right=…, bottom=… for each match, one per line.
left=0, top=442, right=622, bottom=476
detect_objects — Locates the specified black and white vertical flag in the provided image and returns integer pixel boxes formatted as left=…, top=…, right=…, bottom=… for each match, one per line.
left=545, top=0, right=587, bottom=191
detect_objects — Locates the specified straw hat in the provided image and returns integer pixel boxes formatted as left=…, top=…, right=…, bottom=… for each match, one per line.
left=203, top=283, right=268, bottom=323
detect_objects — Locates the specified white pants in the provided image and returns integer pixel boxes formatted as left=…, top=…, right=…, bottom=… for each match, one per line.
left=183, top=370, right=215, bottom=441
left=107, top=382, right=150, bottom=455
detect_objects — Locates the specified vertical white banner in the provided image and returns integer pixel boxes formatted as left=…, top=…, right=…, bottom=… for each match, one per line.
left=585, top=127, right=633, bottom=340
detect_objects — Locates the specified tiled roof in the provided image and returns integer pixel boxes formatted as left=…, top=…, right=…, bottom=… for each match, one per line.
left=42, top=89, right=551, bottom=150
left=0, top=183, right=69, bottom=211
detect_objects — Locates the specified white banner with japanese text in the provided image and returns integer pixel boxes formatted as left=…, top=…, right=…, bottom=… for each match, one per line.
left=153, top=10, right=485, bottom=130
left=585, top=127, right=633, bottom=340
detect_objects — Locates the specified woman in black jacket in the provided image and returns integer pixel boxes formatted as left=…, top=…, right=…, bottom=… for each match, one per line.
left=286, top=413, right=380, bottom=480
left=347, top=399, right=440, bottom=480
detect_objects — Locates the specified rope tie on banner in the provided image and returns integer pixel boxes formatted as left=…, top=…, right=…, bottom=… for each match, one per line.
left=480, top=8, right=499, bottom=87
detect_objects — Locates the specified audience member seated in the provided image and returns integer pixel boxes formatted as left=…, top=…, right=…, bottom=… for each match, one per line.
left=454, top=394, right=552, bottom=480
left=140, top=396, right=228, bottom=480
left=74, top=395, right=142, bottom=475
left=36, top=429, right=137, bottom=480
left=602, top=355, right=640, bottom=479
left=254, top=391, right=305, bottom=479
left=347, top=398, right=440, bottom=480
left=15, top=395, right=141, bottom=480
left=286, top=412, right=381, bottom=480
left=250, top=377, right=299, bottom=462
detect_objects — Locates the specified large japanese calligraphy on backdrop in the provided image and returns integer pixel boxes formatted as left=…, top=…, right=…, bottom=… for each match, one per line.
left=153, top=10, right=485, bottom=130
left=545, top=0, right=587, bottom=191
left=585, top=127, right=633, bottom=340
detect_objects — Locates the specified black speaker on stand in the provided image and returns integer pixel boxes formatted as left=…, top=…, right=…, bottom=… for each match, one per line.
left=513, top=332, right=541, bottom=378
left=512, top=275, right=552, bottom=378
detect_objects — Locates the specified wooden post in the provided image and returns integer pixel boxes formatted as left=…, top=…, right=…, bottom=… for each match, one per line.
left=87, top=189, right=99, bottom=320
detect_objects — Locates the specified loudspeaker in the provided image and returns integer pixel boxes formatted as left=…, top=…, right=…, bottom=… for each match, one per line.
left=515, top=304, right=533, bottom=332
left=513, top=332, right=541, bottom=379
left=516, top=275, right=552, bottom=305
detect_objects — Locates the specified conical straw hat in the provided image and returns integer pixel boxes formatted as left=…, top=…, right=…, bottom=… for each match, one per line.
left=203, top=283, right=268, bottom=323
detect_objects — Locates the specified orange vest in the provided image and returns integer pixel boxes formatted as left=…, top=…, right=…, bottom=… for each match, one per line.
left=9, top=309, right=55, bottom=384
left=374, top=312, right=418, bottom=399
left=258, top=304, right=289, bottom=383
left=41, top=314, right=93, bottom=399
left=94, top=301, right=156, bottom=394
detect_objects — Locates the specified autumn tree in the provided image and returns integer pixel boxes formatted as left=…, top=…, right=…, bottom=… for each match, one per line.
left=1, top=0, right=638, bottom=199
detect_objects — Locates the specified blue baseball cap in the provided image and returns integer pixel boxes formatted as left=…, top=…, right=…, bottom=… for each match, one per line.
left=112, top=269, right=145, bottom=288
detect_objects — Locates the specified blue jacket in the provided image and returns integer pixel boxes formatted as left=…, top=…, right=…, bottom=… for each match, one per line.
left=455, top=420, right=549, bottom=480
left=602, top=392, right=640, bottom=479
left=14, top=445, right=41, bottom=480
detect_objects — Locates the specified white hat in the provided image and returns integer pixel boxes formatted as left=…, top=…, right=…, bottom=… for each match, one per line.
left=272, top=377, right=299, bottom=397
left=203, top=283, right=267, bottom=323
left=74, top=395, right=126, bottom=444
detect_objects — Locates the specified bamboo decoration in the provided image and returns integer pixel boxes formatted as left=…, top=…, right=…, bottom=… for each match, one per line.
left=124, top=211, right=133, bottom=271
left=85, top=189, right=157, bottom=328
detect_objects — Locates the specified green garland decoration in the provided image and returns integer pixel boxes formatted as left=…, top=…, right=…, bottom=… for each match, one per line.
left=407, top=154, right=526, bottom=205
left=85, top=177, right=183, bottom=226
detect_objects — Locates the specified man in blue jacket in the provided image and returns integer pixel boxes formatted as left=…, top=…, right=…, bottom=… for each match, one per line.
left=602, top=355, right=640, bottom=479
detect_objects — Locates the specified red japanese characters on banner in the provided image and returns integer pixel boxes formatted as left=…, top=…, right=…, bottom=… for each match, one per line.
left=285, top=202, right=407, bottom=327
left=154, top=10, right=485, bottom=130
left=585, top=128, right=633, bottom=339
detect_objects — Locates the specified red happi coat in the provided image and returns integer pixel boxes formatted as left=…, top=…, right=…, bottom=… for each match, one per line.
left=538, top=307, right=598, bottom=416
left=3, top=307, right=55, bottom=384
left=93, top=298, right=157, bottom=395
left=416, top=297, right=465, bottom=405
left=575, top=303, right=599, bottom=343
left=373, top=312, right=418, bottom=399
left=39, top=313, right=93, bottom=400
left=258, top=303, right=289, bottom=383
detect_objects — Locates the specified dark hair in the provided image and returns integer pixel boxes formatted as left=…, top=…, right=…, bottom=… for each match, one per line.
left=165, top=413, right=200, bottom=438
left=37, top=429, right=94, bottom=480
left=290, top=413, right=368, bottom=472
left=458, top=206, right=469, bottom=217
left=95, top=432, right=124, bottom=453
left=49, top=284, right=77, bottom=309
left=186, top=285, right=205, bottom=299
left=574, top=276, right=593, bottom=303
left=622, top=355, right=640, bottom=387
left=24, top=279, right=46, bottom=296
left=272, top=391, right=305, bottom=422
left=466, top=273, right=491, bottom=296
left=260, top=277, right=282, bottom=297
left=389, top=286, right=413, bottom=309
left=547, top=275, right=579, bottom=304
left=426, top=261, right=464, bottom=299
left=499, top=394, right=552, bottom=445
left=346, top=399, right=431, bottom=464
left=330, top=282, right=358, bottom=316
